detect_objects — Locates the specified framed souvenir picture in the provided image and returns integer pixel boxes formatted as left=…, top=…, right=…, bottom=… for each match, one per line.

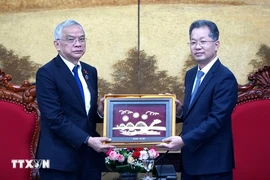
left=103, top=94, right=176, bottom=147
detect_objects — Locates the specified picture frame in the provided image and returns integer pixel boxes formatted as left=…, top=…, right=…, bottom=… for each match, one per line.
left=103, top=94, right=176, bottom=147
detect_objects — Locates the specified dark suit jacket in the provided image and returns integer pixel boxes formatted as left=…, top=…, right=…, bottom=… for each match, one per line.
left=179, top=60, right=238, bottom=175
left=36, top=55, right=103, bottom=172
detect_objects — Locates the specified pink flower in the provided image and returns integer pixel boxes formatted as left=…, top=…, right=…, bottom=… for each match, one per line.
left=117, top=154, right=125, bottom=163
left=108, top=150, right=118, bottom=161
left=106, top=148, right=113, bottom=156
left=148, top=148, right=159, bottom=159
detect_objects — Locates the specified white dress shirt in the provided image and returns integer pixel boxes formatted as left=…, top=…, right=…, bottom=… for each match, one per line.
left=60, top=55, right=91, bottom=114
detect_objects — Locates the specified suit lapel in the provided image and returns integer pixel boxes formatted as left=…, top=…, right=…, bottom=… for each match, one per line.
left=81, top=64, right=95, bottom=108
left=185, top=60, right=221, bottom=115
left=54, top=55, right=85, bottom=108
left=185, top=68, right=197, bottom=111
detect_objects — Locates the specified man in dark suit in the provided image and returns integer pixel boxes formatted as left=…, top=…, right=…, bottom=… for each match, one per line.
left=158, top=20, right=238, bottom=180
left=36, top=19, right=114, bottom=180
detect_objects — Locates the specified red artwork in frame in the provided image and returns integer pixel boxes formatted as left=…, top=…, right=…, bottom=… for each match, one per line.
left=103, top=94, right=176, bottom=147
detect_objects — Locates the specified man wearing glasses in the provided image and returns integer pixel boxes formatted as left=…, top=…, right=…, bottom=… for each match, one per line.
left=36, top=20, right=114, bottom=180
left=158, top=20, right=238, bottom=180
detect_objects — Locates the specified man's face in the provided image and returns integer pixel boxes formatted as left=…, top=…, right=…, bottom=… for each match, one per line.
left=189, top=26, right=219, bottom=67
left=54, top=25, right=86, bottom=64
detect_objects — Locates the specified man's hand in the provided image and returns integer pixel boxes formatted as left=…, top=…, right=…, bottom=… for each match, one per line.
left=157, top=136, right=184, bottom=151
left=87, top=137, right=115, bottom=153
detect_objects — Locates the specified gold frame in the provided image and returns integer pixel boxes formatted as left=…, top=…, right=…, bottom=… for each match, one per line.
left=103, top=94, right=176, bottom=147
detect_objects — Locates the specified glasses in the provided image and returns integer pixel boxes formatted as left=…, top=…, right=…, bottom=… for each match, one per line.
left=58, top=37, right=87, bottom=45
left=188, top=40, right=216, bottom=47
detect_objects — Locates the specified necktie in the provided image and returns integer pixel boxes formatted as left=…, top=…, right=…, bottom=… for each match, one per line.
left=72, top=65, right=85, bottom=103
left=189, top=70, right=204, bottom=107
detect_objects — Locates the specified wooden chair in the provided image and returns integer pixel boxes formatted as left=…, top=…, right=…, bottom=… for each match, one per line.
left=0, top=69, right=40, bottom=180
left=232, top=66, right=270, bottom=179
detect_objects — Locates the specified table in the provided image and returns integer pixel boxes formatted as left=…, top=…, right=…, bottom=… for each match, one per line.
left=101, top=172, right=181, bottom=180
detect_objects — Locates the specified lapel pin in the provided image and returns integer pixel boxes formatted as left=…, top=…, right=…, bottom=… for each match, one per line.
left=83, top=69, right=89, bottom=80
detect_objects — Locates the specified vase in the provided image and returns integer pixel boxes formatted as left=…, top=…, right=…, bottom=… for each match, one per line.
left=119, top=172, right=138, bottom=180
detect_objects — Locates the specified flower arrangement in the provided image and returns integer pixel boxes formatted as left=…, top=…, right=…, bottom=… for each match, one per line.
left=105, top=147, right=159, bottom=173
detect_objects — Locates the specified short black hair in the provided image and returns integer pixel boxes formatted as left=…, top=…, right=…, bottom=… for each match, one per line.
left=189, top=20, right=219, bottom=41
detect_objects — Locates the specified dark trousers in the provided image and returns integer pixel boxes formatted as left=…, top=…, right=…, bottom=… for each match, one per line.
left=39, top=147, right=103, bottom=180
left=181, top=170, right=233, bottom=180
left=39, top=168, right=101, bottom=180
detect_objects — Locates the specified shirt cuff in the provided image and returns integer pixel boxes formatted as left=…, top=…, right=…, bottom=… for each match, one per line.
left=84, top=135, right=90, bottom=144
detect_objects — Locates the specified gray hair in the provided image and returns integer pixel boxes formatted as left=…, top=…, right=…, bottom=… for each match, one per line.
left=54, top=20, right=85, bottom=40
left=189, top=20, right=219, bottom=41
